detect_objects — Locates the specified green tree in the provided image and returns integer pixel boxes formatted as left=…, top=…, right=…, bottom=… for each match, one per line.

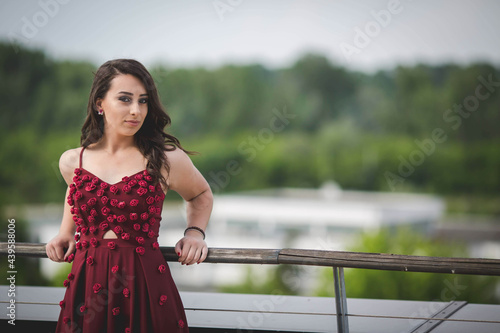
left=2, top=41, right=500, bottom=204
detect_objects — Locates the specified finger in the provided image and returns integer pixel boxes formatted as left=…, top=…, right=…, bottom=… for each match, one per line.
left=49, top=248, right=60, bottom=263
left=174, top=241, right=183, bottom=258
left=45, top=244, right=52, bottom=261
left=184, top=245, right=198, bottom=265
left=190, top=247, right=202, bottom=265
left=48, top=247, right=56, bottom=262
left=179, top=243, right=191, bottom=263
left=198, top=245, right=208, bottom=264
left=64, top=242, right=75, bottom=261
left=185, top=249, right=197, bottom=265
left=186, top=245, right=201, bottom=265
left=189, top=245, right=203, bottom=265
left=55, top=245, right=65, bottom=262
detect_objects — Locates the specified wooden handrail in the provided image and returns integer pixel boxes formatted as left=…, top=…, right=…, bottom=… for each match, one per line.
left=1, top=242, right=499, bottom=276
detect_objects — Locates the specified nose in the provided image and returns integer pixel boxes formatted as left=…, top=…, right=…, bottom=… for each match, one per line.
left=130, top=103, right=140, bottom=116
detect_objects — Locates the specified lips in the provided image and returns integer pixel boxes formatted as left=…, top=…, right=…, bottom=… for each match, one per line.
left=125, top=120, right=140, bottom=126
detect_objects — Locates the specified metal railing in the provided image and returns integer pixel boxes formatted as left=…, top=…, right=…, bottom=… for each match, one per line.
left=1, top=242, right=500, bottom=333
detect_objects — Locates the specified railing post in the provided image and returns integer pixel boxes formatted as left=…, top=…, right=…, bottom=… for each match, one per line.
left=333, top=266, right=349, bottom=333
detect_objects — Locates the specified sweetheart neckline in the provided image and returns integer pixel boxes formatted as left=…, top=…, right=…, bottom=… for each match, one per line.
left=77, top=167, right=146, bottom=186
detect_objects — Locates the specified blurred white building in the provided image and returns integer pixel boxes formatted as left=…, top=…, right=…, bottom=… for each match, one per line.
left=207, top=181, right=444, bottom=250
left=16, top=182, right=447, bottom=291
left=161, top=182, right=446, bottom=291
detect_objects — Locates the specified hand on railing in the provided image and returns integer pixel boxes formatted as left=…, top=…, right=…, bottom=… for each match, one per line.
left=45, top=233, right=76, bottom=263
left=175, top=231, right=208, bottom=265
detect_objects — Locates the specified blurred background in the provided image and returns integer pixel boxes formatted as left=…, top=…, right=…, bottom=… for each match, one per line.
left=0, top=0, right=499, bottom=304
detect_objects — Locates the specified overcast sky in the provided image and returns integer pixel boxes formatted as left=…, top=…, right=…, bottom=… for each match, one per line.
left=1, top=0, right=499, bottom=72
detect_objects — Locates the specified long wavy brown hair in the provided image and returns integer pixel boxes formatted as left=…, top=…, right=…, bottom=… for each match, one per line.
left=80, top=59, right=191, bottom=190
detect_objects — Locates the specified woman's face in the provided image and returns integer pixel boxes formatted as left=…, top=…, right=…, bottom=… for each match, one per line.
left=97, top=74, right=148, bottom=137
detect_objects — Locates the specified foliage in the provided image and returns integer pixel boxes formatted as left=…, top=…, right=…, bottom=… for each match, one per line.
left=1, top=42, right=500, bottom=212
left=218, top=265, right=301, bottom=296
left=50, top=262, right=73, bottom=287
left=314, top=227, right=500, bottom=304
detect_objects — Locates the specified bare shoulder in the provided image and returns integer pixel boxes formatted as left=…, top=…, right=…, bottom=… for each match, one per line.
left=59, top=147, right=81, bottom=185
left=165, top=146, right=191, bottom=163
left=163, top=145, right=196, bottom=184
left=164, top=145, right=192, bottom=166
left=163, top=145, right=209, bottom=197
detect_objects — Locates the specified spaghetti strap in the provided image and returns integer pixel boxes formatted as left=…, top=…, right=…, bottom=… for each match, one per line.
left=79, top=146, right=86, bottom=169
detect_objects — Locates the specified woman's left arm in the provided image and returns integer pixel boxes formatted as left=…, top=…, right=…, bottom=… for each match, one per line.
left=166, top=148, right=213, bottom=265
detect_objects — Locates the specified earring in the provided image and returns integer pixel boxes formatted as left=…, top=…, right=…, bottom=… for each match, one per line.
left=97, top=109, right=104, bottom=116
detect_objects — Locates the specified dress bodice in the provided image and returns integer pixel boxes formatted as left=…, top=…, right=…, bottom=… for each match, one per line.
left=67, top=167, right=165, bottom=253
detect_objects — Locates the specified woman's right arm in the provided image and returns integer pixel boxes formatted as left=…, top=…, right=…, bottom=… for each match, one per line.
left=45, top=149, right=79, bottom=262
left=46, top=187, right=77, bottom=262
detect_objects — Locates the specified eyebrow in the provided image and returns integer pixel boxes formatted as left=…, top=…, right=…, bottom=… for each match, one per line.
left=117, top=91, right=148, bottom=96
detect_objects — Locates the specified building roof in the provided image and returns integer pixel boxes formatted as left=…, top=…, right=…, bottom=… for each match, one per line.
left=211, top=184, right=444, bottom=229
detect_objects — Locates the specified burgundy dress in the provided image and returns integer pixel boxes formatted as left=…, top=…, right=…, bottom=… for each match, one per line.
left=55, top=147, right=188, bottom=333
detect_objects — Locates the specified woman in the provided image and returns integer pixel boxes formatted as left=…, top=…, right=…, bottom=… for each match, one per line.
left=46, top=59, right=213, bottom=332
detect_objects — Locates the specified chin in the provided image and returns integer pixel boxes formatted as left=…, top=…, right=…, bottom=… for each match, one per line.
left=120, top=129, right=141, bottom=137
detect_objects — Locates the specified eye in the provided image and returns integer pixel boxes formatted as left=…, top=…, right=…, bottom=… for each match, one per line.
left=119, top=96, right=131, bottom=102
left=139, top=98, right=148, bottom=104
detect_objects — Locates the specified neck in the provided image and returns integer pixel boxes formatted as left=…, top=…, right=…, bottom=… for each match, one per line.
left=97, top=133, right=136, bottom=154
